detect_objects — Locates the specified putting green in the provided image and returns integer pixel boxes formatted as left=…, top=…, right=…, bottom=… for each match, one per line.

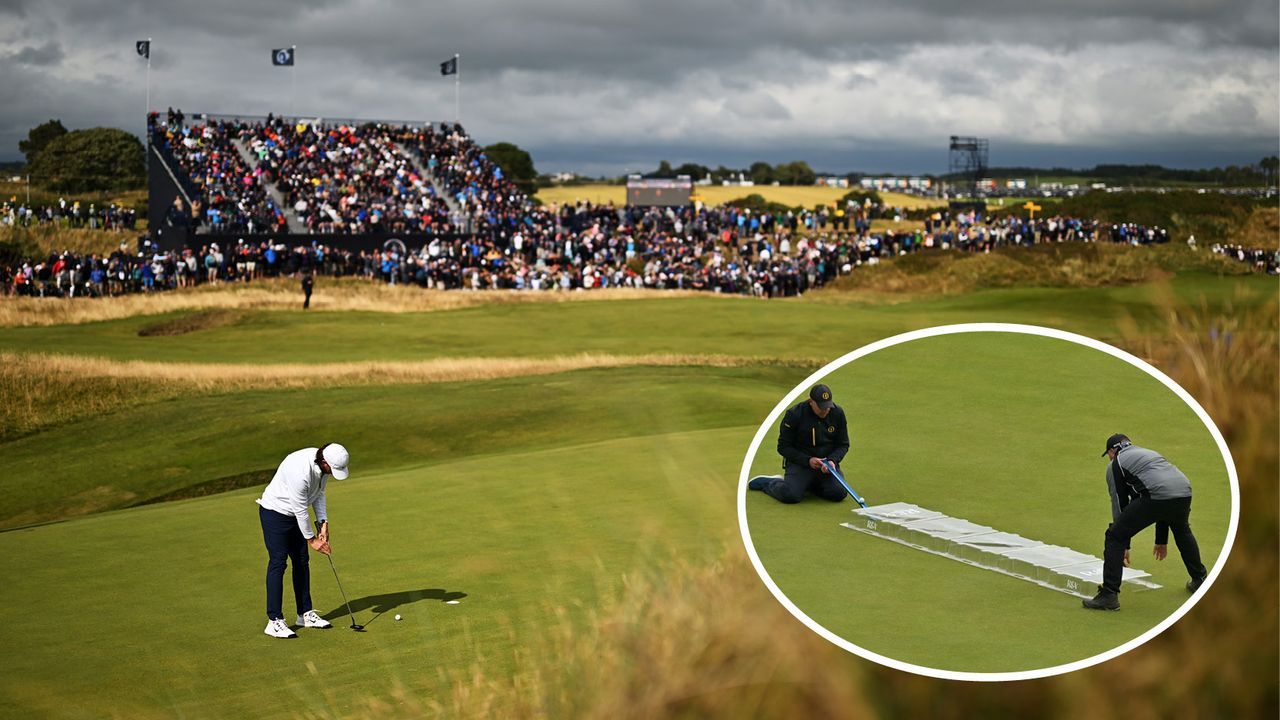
left=0, top=409, right=758, bottom=718
left=744, top=331, right=1232, bottom=673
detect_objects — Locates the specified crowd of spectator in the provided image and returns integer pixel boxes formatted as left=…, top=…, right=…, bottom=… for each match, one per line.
left=152, top=112, right=468, bottom=237
left=6, top=203, right=1275, bottom=300
left=151, top=112, right=289, bottom=234
left=1211, top=243, right=1280, bottom=274
left=7, top=112, right=1273, bottom=298
left=2, top=199, right=139, bottom=231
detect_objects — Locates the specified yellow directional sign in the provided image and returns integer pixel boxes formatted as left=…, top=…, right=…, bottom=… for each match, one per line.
left=1023, top=201, right=1042, bottom=219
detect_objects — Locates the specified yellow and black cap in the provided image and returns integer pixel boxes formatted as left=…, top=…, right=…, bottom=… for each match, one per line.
left=809, top=384, right=836, bottom=410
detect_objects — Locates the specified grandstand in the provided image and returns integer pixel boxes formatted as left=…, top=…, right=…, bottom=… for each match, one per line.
left=146, top=111, right=522, bottom=250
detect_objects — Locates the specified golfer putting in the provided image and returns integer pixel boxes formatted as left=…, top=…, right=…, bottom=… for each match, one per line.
left=1083, top=434, right=1208, bottom=611
left=256, top=443, right=350, bottom=638
left=748, top=384, right=852, bottom=503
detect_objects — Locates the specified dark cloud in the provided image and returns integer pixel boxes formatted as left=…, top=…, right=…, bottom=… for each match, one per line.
left=6, top=42, right=64, bottom=66
left=0, top=0, right=1275, bottom=172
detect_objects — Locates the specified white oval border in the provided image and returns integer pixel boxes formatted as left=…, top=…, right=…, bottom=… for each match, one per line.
left=737, top=322, right=1241, bottom=682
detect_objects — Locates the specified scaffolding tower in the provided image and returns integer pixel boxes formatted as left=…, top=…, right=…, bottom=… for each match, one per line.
left=948, top=136, right=989, bottom=196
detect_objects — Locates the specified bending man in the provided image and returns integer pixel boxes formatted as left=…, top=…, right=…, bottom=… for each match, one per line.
left=256, top=443, right=351, bottom=637
left=749, top=384, right=851, bottom=503
left=1083, top=434, right=1207, bottom=611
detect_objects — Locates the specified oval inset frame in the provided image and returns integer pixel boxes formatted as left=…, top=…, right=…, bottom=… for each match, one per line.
left=736, top=322, right=1240, bottom=682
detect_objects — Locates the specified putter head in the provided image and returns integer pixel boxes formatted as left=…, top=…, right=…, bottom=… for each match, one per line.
left=350, top=624, right=366, bottom=632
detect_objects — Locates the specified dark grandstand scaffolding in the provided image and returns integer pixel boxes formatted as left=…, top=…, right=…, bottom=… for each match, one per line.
left=948, top=136, right=989, bottom=197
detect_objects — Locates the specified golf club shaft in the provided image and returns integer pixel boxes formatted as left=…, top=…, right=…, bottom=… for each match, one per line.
left=317, top=521, right=360, bottom=626
left=822, top=460, right=868, bottom=507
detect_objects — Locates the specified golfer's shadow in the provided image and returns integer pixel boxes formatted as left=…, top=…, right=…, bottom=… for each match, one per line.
left=321, top=588, right=467, bottom=627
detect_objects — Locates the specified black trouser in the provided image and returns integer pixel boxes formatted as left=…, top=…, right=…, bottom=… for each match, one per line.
left=1103, top=495, right=1206, bottom=594
left=763, top=461, right=847, bottom=504
left=260, top=506, right=313, bottom=620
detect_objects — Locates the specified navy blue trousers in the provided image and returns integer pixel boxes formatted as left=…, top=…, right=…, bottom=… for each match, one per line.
left=259, top=506, right=313, bottom=620
left=763, top=461, right=847, bottom=504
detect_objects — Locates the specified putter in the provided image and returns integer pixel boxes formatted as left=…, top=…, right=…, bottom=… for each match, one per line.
left=317, top=521, right=365, bottom=632
left=821, top=459, right=868, bottom=508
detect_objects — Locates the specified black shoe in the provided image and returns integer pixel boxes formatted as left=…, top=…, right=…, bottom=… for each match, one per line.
left=747, top=475, right=776, bottom=491
left=1082, top=589, right=1120, bottom=610
left=1186, top=576, right=1206, bottom=593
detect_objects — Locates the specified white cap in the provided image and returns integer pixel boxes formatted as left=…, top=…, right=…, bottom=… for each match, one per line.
left=322, top=444, right=350, bottom=480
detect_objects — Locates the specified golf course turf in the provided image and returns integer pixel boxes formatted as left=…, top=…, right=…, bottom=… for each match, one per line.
left=745, top=331, right=1232, bottom=673
left=0, top=261, right=1272, bottom=718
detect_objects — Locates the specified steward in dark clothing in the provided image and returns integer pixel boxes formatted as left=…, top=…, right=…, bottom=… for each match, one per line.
left=302, top=274, right=313, bottom=309
left=1083, top=434, right=1208, bottom=610
left=750, top=384, right=851, bottom=503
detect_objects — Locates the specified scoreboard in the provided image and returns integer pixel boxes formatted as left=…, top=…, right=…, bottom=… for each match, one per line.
left=626, top=176, right=693, bottom=207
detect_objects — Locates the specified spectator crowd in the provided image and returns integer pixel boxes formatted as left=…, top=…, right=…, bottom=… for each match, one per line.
left=4, top=110, right=1272, bottom=299
left=2, top=198, right=139, bottom=231
left=5, top=204, right=1275, bottom=299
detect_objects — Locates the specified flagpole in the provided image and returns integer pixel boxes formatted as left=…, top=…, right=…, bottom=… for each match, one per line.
left=291, top=45, right=297, bottom=120
left=454, top=53, right=460, bottom=124
left=145, top=38, right=152, bottom=120
left=144, top=38, right=152, bottom=174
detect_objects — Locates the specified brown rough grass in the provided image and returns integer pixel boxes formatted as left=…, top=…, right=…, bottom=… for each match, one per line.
left=1236, top=207, right=1280, bottom=250
left=0, top=225, right=136, bottom=258
left=0, top=351, right=802, bottom=441
left=825, top=242, right=1250, bottom=296
left=0, top=278, right=711, bottom=328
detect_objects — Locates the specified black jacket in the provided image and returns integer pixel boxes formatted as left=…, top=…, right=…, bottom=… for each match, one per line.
left=777, top=401, right=849, bottom=468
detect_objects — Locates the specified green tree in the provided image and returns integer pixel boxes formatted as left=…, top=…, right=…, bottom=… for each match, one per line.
left=749, top=161, right=774, bottom=185
left=711, top=165, right=737, bottom=182
left=27, top=127, right=144, bottom=192
left=774, top=160, right=816, bottom=186
left=18, top=119, right=68, bottom=166
left=646, top=160, right=674, bottom=178
left=482, top=142, right=538, bottom=195
left=1260, top=156, right=1279, bottom=186
left=673, top=162, right=710, bottom=179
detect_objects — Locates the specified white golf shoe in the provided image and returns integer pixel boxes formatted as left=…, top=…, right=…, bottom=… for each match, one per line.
left=264, top=618, right=298, bottom=639
left=296, top=610, right=332, bottom=629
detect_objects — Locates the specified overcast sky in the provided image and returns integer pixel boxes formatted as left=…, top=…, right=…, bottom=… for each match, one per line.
left=1, top=0, right=1277, bottom=175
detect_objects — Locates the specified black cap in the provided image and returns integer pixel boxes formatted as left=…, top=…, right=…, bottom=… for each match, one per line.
left=1102, top=433, right=1130, bottom=457
left=809, top=384, right=835, bottom=410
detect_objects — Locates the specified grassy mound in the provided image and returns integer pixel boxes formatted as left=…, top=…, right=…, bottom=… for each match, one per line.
left=136, top=309, right=245, bottom=336
left=826, top=243, right=1249, bottom=296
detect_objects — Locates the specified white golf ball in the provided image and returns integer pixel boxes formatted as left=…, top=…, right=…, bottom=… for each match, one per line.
left=394, top=614, right=402, bottom=621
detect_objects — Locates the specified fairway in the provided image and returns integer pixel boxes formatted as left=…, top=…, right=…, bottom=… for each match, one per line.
left=744, top=331, right=1232, bottom=673
left=0, top=274, right=1271, bottom=365
left=0, top=368, right=786, bottom=718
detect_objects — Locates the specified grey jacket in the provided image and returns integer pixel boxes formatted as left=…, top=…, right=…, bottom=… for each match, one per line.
left=1106, top=443, right=1193, bottom=522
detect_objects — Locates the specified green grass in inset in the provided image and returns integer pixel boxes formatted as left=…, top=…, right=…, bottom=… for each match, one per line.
left=745, top=331, right=1231, bottom=673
